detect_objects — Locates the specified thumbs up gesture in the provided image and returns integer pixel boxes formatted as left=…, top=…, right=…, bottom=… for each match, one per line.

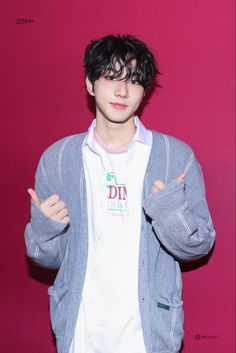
left=28, top=188, right=69, bottom=225
left=150, top=173, right=186, bottom=194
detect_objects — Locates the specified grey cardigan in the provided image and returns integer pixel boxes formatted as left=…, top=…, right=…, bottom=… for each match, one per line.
left=25, top=131, right=215, bottom=353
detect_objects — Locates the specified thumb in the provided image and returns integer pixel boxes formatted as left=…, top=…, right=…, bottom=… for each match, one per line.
left=28, top=188, right=41, bottom=205
left=176, top=173, right=186, bottom=183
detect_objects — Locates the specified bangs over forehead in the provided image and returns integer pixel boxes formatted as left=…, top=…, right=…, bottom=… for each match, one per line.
left=102, top=54, right=142, bottom=82
left=84, top=35, right=159, bottom=89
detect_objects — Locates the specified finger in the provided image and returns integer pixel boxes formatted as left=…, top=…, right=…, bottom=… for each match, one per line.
left=28, top=188, right=41, bottom=205
left=41, top=194, right=60, bottom=208
left=43, top=201, right=66, bottom=218
left=153, top=180, right=166, bottom=190
left=51, top=208, right=69, bottom=223
left=51, top=215, right=69, bottom=224
left=150, top=186, right=158, bottom=194
left=176, top=173, right=186, bottom=183
left=61, top=216, right=70, bottom=225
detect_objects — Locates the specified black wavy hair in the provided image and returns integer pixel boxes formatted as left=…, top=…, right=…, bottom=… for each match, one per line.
left=84, top=34, right=160, bottom=89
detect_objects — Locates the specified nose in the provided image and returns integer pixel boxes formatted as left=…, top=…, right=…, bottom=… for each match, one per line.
left=114, top=80, right=129, bottom=98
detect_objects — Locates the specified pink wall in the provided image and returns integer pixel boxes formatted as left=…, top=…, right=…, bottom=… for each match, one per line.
left=1, top=0, right=235, bottom=352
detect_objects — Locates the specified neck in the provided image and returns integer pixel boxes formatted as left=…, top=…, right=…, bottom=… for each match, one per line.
left=95, top=116, right=136, bottom=147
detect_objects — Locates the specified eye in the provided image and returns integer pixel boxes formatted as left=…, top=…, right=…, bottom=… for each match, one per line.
left=130, top=78, right=140, bottom=85
left=105, top=75, right=116, bottom=81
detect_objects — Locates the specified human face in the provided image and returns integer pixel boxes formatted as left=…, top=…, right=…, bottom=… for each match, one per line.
left=86, top=67, right=145, bottom=125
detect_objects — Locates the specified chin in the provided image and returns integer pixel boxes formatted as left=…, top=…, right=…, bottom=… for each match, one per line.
left=105, top=112, right=136, bottom=124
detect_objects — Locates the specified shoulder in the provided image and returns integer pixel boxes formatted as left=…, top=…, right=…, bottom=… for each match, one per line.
left=151, top=131, right=196, bottom=176
left=35, top=132, right=88, bottom=185
left=152, top=130, right=194, bottom=157
left=40, top=132, right=87, bottom=162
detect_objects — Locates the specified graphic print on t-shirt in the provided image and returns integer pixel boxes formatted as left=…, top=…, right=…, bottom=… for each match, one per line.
left=106, top=172, right=128, bottom=217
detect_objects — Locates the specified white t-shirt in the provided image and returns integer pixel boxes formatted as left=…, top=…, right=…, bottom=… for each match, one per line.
left=69, top=117, right=152, bottom=353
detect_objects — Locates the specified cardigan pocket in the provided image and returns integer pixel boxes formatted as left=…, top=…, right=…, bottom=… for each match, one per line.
left=150, top=294, right=184, bottom=353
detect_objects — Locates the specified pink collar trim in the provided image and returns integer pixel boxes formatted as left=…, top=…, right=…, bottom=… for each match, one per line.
left=94, top=132, right=128, bottom=154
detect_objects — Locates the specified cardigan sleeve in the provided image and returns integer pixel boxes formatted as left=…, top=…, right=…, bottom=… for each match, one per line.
left=142, top=153, right=216, bottom=261
left=24, top=155, right=69, bottom=269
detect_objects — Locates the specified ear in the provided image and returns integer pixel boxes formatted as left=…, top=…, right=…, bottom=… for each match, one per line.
left=86, top=77, right=95, bottom=96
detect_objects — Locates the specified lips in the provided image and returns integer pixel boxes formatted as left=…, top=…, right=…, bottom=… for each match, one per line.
left=110, top=102, right=128, bottom=109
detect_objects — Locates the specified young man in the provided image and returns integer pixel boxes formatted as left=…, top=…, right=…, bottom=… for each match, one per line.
left=25, top=35, right=215, bottom=353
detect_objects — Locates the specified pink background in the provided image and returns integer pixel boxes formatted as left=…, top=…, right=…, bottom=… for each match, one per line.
left=0, top=0, right=235, bottom=352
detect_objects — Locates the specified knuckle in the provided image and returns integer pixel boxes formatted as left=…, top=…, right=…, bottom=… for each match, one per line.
left=52, top=194, right=60, bottom=202
left=64, top=216, right=69, bottom=224
left=60, top=201, right=65, bottom=208
left=59, top=209, right=66, bottom=217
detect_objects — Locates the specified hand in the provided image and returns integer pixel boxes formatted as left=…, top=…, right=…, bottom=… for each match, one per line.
left=150, top=173, right=186, bottom=194
left=28, top=188, right=69, bottom=224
